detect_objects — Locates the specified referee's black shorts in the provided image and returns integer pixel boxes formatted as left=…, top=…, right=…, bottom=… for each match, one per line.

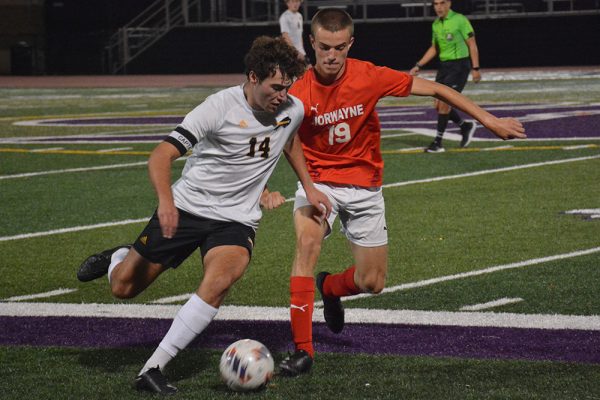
left=132, top=208, right=256, bottom=269
left=435, top=57, right=471, bottom=93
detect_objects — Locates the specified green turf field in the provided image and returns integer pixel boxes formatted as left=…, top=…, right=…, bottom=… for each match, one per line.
left=1, top=72, right=599, bottom=399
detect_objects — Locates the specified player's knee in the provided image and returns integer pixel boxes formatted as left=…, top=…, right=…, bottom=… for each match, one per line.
left=357, top=270, right=386, bottom=294
left=110, top=281, right=139, bottom=299
left=363, top=280, right=385, bottom=295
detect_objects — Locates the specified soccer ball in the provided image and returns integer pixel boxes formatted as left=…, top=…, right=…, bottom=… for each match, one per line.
left=219, top=339, right=274, bottom=392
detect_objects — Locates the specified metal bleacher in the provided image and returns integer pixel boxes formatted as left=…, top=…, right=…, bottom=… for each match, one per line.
left=105, top=0, right=599, bottom=74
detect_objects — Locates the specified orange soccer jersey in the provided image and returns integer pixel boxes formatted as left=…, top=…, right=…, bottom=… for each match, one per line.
left=290, top=58, right=413, bottom=188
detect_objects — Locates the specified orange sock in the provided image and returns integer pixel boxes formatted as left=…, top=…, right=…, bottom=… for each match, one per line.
left=322, top=266, right=361, bottom=297
left=289, top=276, right=314, bottom=357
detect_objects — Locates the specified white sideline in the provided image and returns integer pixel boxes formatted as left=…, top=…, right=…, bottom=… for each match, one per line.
left=1, top=301, right=599, bottom=331
left=2, top=246, right=599, bottom=329
left=2, top=154, right=598, bottom=243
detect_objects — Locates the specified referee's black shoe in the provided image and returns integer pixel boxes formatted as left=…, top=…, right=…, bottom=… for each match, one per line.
left=460, top=121, right=477, bottom=148
left=316, top=271, right=345, bottom=334
left=134, top=367, right=177, bottom=395
left=279, top=350, right=313, bottom=376
left=77, top=245, right=130, bottom=282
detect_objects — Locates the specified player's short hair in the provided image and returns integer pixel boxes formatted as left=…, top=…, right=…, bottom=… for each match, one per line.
left=311, top=8, right=354, bottom=36
left=244, top=36, right=305, bottom=82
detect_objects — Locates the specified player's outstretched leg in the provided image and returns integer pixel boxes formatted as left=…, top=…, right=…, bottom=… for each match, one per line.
left=134, top=367, right=177, bottom=395
left=316, top=271, right=345, bottom=334
left=279, top=349, right=313, bottom=376
left=77, top=245, right=131, bottom=282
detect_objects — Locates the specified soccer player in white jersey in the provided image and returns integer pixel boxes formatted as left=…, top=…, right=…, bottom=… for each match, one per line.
left=280, top=0, right=310, bottom=66
left=76, top=36, right=331, bottom=395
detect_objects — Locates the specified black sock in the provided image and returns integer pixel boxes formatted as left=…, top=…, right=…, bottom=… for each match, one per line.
left=436, top=114, right=449, bottom=142
left=448, top=109, right=464, bottom=126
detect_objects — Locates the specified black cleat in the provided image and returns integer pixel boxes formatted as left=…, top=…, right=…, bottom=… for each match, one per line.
left=134, top=367, right=177, bottom=395
left=425, top=141, right=445, bottom=153
left=460, top=121, right=476, bottom=148
left=77, top=245, right=130, bottom=282
left=279, top=350, right=313, bottom=376
left=316, top=271, right=345, bottom=334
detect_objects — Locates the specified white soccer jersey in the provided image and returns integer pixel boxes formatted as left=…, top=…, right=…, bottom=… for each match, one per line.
left=166, top=84, right=304, bottom=229
left=279, top=10, right=305, bottom=56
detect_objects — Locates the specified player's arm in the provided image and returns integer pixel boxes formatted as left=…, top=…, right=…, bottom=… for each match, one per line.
left=260, top=186, right=286, bottom=210
left=148, top=141, right=181, bottom=239
left=466, top=36, right=481, bottom=83
left=411, top=76, right=526, bottom=140
left=283, top=133, right=332, bottom=220
left=281, top=32, right=294, bottom=48
left=410, top=45, right=437, bottom=76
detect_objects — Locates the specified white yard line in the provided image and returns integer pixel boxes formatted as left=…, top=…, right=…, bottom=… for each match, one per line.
left=564, top=209, right=600, bottom=215
left=97, top=147, right=133, bottom=153
left=1, top=301, right=599, bottom=330
left=482, top=145, right=514, bottom=151
left=31, top=147, right=64, bottom=152
left=383, top=154, right=600, bottom=189
left=460, top=297, right=524, bottom=311
left=331, top=246, right=600, bottom=306
left=151, top=293, right=193, bottom=304
left=2, top=247, right=598, bottom=328
left=1, top=154, right=598, bottom=243
left=0, top=218, right=148, bottom=242
left=2, top=288, right=78, bottom=302
left=0, top=161, right=148, bottom=180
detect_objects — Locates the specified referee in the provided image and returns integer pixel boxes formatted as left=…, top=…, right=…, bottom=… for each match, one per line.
left=410, top=0, right=481, bottom=153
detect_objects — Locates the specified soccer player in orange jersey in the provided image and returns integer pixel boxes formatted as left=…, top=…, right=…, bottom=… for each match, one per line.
left=278, top=8, right=526, bottom=376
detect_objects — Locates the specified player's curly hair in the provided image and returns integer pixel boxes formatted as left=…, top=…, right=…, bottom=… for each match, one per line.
left=311, top=8, right=354, bottom=36
left=244, top=36, right=305, bottom=82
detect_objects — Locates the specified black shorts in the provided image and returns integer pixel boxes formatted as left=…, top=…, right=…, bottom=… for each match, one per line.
left=132, top=209, right=256, bottom=269
left=435, top=57, right=471, bottom=93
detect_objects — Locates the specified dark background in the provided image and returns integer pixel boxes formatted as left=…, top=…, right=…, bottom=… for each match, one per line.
left=4, top=0, right=599, bottom=75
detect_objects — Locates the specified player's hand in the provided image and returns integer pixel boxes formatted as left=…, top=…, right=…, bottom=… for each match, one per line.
left=305, top=187, right=332, bottom=224
left=487, top=117, right=526, bottom=140
left=472, top=69, right=482, bottom=83
left=157, top=202, right=179, bottom=239
left=409, top=66, right=420, bottom=76
left=260, top=189, right=286, bottom=210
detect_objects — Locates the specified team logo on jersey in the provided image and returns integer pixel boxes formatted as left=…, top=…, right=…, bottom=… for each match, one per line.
left=140, top=235, right=148, bottom=245
left=239, top=120, right=249, bottom=128
left=446, top=33, right=454, bottom=41
left=275, top=116, right=291, bottom=129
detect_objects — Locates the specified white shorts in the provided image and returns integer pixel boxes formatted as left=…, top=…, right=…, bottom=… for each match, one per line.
left=293, top=182, right=388, bottom=247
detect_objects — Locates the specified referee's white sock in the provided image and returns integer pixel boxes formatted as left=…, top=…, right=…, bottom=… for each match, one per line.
left=139, top=293, right=218, bottom=375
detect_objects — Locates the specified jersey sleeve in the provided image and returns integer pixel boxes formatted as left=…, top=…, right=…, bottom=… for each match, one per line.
left=166, top=95, right=222, bottom=156
left=460, top=15, right=475, bottom=40
left=279, top=13, right=291, bottom=34
left=374, top=66, right=414, bottom=98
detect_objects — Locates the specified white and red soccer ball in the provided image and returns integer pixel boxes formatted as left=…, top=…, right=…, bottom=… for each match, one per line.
left=219, top=339, right=274, bottom=392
